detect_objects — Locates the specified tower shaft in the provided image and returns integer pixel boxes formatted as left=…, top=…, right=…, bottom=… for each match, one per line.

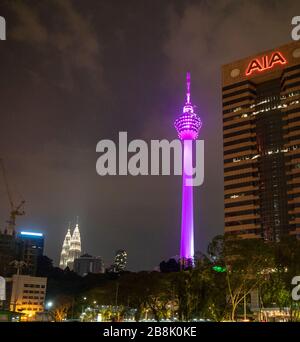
left=174, top=72, right=202, bottom=264
left=180, top=141, right=194, bottom=260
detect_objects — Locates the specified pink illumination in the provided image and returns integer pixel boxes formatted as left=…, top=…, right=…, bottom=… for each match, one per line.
left=174, top=114, right=202, bottom=140
left=174, top=72, right=202, bottom=262
left=180, top=141, right=194, bottom=260
left=174, top=72, right=202, bottom=140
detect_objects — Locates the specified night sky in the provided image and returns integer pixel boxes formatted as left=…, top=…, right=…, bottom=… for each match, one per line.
left=0, top=0, right=300, bottom=270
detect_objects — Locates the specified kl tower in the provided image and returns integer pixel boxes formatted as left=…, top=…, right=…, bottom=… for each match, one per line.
left=174, top=72, right=202, bottom=264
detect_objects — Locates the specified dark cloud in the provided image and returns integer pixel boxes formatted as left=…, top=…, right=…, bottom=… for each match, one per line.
left=9, top=0, right=104, bottom=92
left=10, top=1, right=47, bottom=43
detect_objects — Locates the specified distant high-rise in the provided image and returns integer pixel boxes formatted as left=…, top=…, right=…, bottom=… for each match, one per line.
left=68, top=224, right=81, bottom=269
left=59, top=228, right=71, bottom=269
left=74, top=254, right=104, bottom=277
left=114, top=249, right=127, bottom=272
left=17, top=231, right=44, bottom=276
left=0, top=232, right=23, bottom=277
left=222, top=41, right=300, bottom=240
left=59, top=223, right=81, bottom=270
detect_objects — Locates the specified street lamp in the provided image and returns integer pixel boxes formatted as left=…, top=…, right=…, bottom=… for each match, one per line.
left=46, top=301, right=53, bottom=310
left=89, top=301, right=98, bottom=322
left=81, top=297, right=87, bottom=315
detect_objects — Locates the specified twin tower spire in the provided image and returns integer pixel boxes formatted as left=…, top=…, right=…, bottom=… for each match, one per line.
left=59, top=222, right=81, bottom=270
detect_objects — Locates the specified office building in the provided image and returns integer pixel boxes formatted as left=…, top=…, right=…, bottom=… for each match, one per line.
left=0, top=233, right=22, bottom=277
left=59, top=228, right=71, bottom=269
left=17, top=231, right=44, bottom=276
left=222, top=41, right=300, bottom=240
left=59, top=223, right=81, bottom=270
left=114, top=249, right=127, bottom=272
left=9, top=274, right=47, bottom=321
left=73, top=254, right=104, bottom=277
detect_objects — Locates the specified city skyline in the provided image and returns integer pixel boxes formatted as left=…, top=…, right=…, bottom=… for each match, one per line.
left=1, top=1, right=300, bottom=271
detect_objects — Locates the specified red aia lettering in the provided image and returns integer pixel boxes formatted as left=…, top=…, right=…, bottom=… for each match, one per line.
left=245, top=52, right=287, bottom=76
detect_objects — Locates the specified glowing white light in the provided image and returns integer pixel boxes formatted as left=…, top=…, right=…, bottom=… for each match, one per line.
left=46, top=301, right=53, bottom=309
left=20, top=231, right=43, bottom=237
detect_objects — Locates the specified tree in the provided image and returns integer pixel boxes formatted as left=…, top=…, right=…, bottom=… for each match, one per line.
left=224, top=237, right=275, bottom=321
left=50, top=295, right=73, bottom=322
left=260, top=236, right=300, bottom=321
left=36, top=255, right=54, bottom=277
left=206, top=235, right=276, bottom=321
left=159, top=258, right=180, bottom=273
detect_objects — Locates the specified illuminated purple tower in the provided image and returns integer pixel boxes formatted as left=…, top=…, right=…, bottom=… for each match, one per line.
left=174, top=72, right=202, bottom=262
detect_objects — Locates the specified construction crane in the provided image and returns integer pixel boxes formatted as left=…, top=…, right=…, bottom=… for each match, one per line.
left=0, top=158, right=25, bottom=235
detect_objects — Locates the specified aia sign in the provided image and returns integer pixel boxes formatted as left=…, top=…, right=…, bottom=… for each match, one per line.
left=245, top=51, right=287, bottom=76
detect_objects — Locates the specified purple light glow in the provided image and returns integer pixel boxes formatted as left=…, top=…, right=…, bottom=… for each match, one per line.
left=174, top=72, right=202, bottom=261
left=174, top=114, right=202, bottom=140
left=180, top=141, right=194, bottom=260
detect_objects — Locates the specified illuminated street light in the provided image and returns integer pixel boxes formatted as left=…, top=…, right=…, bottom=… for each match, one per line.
left=46, top=301, right=53, bottom=309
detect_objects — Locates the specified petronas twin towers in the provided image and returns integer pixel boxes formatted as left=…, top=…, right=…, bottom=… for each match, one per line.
left=59, top=223, right=81, bottom=270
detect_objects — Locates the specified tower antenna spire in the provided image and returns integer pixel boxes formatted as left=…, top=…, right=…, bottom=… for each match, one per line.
left=186, top=71, right=191, bottom=105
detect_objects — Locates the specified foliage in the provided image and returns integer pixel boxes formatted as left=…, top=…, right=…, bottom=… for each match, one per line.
left=49, top=295, right=73, bottom=322
left=43, top=235, right=300, bottom=322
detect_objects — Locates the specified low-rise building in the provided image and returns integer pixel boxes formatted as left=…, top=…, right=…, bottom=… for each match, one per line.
left=74, top=254, right=104, bottom=277
left=9, top=274, right=47, bottom=321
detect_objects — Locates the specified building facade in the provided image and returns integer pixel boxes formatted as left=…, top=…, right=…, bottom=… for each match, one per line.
left=67, top=224, right=81, bottom=270
left=59, top=224, right=81, bottom=270
left=222, top=41, right=300, bottom=240
left=9, top=274, right=47, bottom=320
left=0, top=233, right=22, bottom=277
left=114, top=249, right=127, bottom=272
left=73, top=254, right=104, bottom=277
left=17, top=231, right=44, bottom=276
left=59, top=228, right=71, bottom=269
